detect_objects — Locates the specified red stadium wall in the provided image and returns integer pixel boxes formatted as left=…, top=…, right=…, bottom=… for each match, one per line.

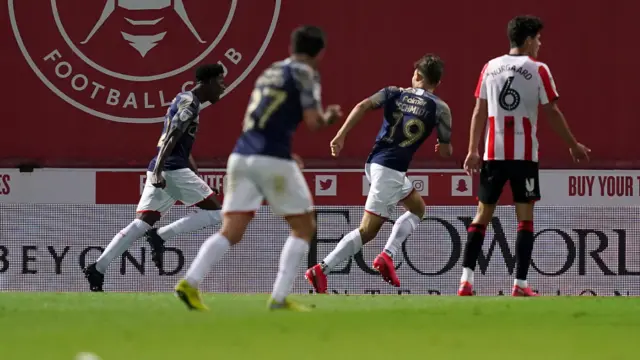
left=2, top=1, right=638, bottom=169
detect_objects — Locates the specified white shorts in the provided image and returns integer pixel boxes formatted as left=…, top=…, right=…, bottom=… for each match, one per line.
left=136, top=168, right=214, bottom=214
left=222, top=153, right=313, bottom=216
left=364, top=163, right=415, bottom=219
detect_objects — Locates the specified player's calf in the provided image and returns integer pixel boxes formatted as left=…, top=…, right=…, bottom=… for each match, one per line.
left=512, top=203, right=537, bottom=296
left=382, top=191, right=424, bottom=260
left=374, top=211, right=420, bottom=288
left=182, top=213, right=253, bottom=289
left=146, top=210, right=222, bottom=272
left=272, top=213, right=315, bottom=302
left=88, top=216, right=155, bottom=291
left=314, top=212, right=383, bottom=277
left=145, top=228, right=166, bottom=272
left=458, top=202, right=495, bottom=295
left=372, top=191, right=424, bottom=288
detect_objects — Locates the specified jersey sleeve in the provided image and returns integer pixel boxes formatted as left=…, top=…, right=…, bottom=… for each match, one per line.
left=474, top=63, right=489, bottom=99
left=369, top=86, right=402, bottom=109
left=169, top=95, right=198, bottom=133
left=537, top=63, right=560, bottom=104
left=292, top=64, right=322, bottom=110
left=435, top=100, right=452, bottom=144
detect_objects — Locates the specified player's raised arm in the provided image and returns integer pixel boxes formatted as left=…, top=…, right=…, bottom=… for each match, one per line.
left=330, top=87, right=399, bottom=157
left=435, top=100, right=453, bottom=157
left=538, top=63, right=590, bottom=162
left=292, top=64, right=341, bottom=131
left=151, top=98, right=197, bottom=187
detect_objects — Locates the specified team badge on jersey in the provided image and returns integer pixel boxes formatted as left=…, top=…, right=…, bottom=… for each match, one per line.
left=9, top=0, right=281, bottom=123
left=179, top=108, right=194, bottom=122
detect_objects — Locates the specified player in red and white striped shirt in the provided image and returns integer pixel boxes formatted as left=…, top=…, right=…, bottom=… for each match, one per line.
left=460, top=15, right=590, bottom=297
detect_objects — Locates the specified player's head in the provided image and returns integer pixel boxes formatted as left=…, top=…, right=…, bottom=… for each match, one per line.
left=290, top=25, right=326, bottom=67
left=195, top=64, right=226, bottom=103
left=412, top=54, right=444, bottom=90
left=507, top=15, right=544, bottom=58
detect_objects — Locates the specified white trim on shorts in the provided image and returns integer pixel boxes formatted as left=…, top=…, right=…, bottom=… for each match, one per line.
left=222, top=153, right=313, bottom=216
left=136, top=168, right=213, bottom=214
left=364, top=163, right=414, bottom=219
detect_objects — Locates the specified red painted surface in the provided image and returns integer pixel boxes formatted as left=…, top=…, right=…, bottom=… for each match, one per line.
left=3, top=1, right=638, bottom=169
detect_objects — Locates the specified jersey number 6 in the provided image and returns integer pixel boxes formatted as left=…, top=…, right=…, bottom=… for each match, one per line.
left=499, top=76, right=521, bottom=111
left=243, top=87, right=288, bottom=131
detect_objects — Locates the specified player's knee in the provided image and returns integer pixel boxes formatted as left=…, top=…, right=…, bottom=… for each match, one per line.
left=287, top=213, right=316, bottom=241
left=220, top=228, right=243, bottom=245
left=358, top=226, right=379, bottom=244
left=474, top=203, right=496, bottom=225
left=136, top=211, right=160, bottom=226
left=220, top=213, right=253, bottom=245
left=290, top=228, right=315, bottom=242
left=359, top=212, right=385, bottom=244
left=515, top=202, right=534, bottom=222
left=409, top=205, right=425, bottom=220
left=195, top=196, right=222, bottom=211
left=402, top=192, right=425, bottom=219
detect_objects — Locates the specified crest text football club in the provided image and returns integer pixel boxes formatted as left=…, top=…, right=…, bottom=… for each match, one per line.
left=9, top=0, right=281, bottom=123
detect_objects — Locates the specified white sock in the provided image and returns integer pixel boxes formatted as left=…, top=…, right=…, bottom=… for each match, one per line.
left=461, top=267, right=474, bottom=285
left=383, top=211, right=420, bottom=258
left=184, top=233, right=231, bottom=287
left=157, top=210, right=221, bottom=241
left=322, top=229, right=362, bottom=273
left=514, top=279, right=528, bottom=288
left=271, top=236, right=309, bottom=303
left=96, top=219, right=151, bottom=273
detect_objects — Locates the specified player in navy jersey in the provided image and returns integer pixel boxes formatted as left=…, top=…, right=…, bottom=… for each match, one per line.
left=174, top=26, right=341, bottom=311
left=306, top=55, right=453, bottom=293
left=83, top=64, right=226, bottom=292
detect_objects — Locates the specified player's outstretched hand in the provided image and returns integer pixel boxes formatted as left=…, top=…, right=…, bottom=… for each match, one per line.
left=330, top=135, right=345, bottom=158
left=150, top=172, right=166, bottom=189
left=463, top=152, right=481, bottom=176
left=570, top=143, right=591, bottom=163
left=324, top=105, right=343, bottom=125
left=435, top=143, right=453, bottom=158
left=292, top=153, right=305, bottom=169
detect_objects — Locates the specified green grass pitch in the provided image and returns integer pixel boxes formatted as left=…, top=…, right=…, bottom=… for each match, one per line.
left=0, top=293, right=637, bottom=359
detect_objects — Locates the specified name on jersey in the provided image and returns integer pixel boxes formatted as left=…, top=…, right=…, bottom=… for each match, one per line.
left=396, top=96, right=428, bottom=116
left=255, top=67, right=285, bottom=88
left=488, top=64, right=533, bottom=80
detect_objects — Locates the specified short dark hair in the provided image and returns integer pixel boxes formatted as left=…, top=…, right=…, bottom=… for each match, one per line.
left=414, top=54, right=444, bottom=85
left=291, top=25, right=325, bottom=57
left=508, top=15, right=544, bottom=48
left=195, top=64, right=224, bottom=83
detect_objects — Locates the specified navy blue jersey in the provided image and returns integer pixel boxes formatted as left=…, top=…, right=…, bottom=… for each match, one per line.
left=366, top=87, right=452, bottom=172
left=148, top=92, right=201, bottom=171
left=232, top=58, right=321, bottom=159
